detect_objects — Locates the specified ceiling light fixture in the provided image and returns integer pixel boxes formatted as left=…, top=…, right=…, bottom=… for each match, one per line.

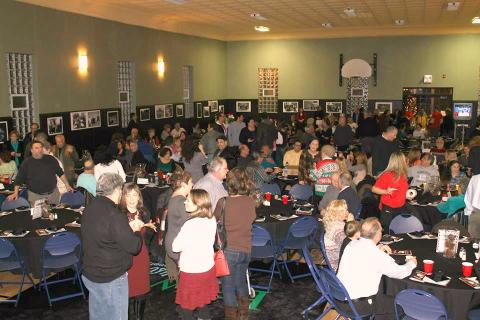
left=163, top=0, right=187, bottom=4
left=254, top=26, right=270, bottom=32
left=321, top=22, right=332, bottom=28
left=473, top=16, right=480, bottom=24
left=250, top=13, right=267, bottom=20
left=394, top=19, right=405, bottom=26
left=344, top=8, right=357, bottom=17
left=446, top=2, right=461, bottom=11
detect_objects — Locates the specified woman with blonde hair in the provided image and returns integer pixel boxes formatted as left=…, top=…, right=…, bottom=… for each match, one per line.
left=372, top=152, right=409, bottom=228
left=407, top=147, right=421, bottom=167
left=173, top=189, right=218, bottom=320
left=322, top=200, right=354, bottom=271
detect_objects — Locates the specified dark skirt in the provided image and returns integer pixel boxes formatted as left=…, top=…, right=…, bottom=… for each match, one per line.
left=175, top=266, right=219, bottom=310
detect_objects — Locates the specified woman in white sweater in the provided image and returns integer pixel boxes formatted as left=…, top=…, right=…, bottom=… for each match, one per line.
left=93, top=150, right=126, bottom=182
left=172, top=189, right=218, bottom=320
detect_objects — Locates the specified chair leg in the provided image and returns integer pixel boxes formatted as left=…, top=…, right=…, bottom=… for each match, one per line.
left=41, top=270, right=53, bottom=307
left=74, top=264, right=86, bottom=299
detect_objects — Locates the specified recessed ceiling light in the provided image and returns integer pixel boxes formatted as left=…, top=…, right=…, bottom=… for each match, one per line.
left=446, top=2, right=461, bottom=11
left=473, top=16, right=480, bottom=24
left=344, top=8, right=357, bottom=17
left=250, top=13, right=267, bottom=21
left=321, top=22, right=332, bottom=28
left=254, top=26, right=270, bottom=32
left=395, top=19, right=405, bottom=26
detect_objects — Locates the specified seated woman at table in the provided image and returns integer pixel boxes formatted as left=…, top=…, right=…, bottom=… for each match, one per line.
left=323, top=199, right=354, bottom=271
left=441, top=160, right=468, bottom=192
left=157, top=147, right=175, bottom=174
left=298, top=138, right=321, bottom=185
left=120, top=183, right=157, bottom=320
left=245, top=152, right=281, bottom=190
left=0, top=150, right=17, bottom=182
left=213, top=168, right=256, bottom=319
left=259, top=144, right=276, bottom=171
left=406, top=147, right=421, bottom=167
left=372, top=152, right=409, bottom=229
left=430, top=137, right=446, bottom=154
left=412, top=123, right=426, bottom=139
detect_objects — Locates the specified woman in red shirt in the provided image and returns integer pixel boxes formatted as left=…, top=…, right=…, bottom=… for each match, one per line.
left=372, top=152, right=409, bottom=229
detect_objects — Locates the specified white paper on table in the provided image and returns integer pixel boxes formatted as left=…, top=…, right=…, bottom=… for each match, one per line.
left=423, top=276, right=451, bottom=287
left=270, top=214, right=298, bottom=221
left=0, top=230, right=30, bottom=238
left=136, top=178, right=149, bottom=185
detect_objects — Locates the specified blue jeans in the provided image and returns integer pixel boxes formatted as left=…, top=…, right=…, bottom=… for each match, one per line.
left=82, top=273, right=129, bottom=320
left=220, top=249, right=251, bottom=307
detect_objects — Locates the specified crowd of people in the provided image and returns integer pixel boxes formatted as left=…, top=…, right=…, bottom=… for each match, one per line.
left=1, top=104, right=480, bottom=319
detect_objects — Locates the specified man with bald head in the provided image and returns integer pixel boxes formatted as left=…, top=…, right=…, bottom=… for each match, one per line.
left=337, top=217, right=417, bottom=313
left=52, top=134, right=80, bottom=184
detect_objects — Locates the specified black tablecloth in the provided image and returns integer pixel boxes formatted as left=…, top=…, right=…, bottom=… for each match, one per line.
left=274, top=175, right=299, bottom=192
left=375, top=236, right=480, bottom=320
left=409, top=203, right=444, bottom=228
left=0, top=208, right=81, bottom=277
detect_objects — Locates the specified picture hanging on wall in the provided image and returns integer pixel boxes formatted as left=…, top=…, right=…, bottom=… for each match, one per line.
left=283, top=101, right=299, bottom=113
left=236, top=101, right=251, bottom=113
left=47, top=116, right=63, bottom=136
left=107, top=111, right=120, bottom=127
left=165, top=104, right=174, bottom=118
left=326, top=102, right=342, bottom=114
left=155, top=105, right=166, bottom=119
left=119, top=91, right=129, bottom=103
left=262, top=88, right=276, bottom=97
left=219, top=105, right=224, bottom=114
left=208, top=100, right=219, bottom=112
left=10, top=94, right=29, bottom=110
left=176, top=104, right=184, bottom=117
left=0, top=121, right=8, bottom=143
left=196, top=103, right=203, bottom=119
left=140, top=108, right=150, bottom=122
left=70, top=112, right=88, bottom=131
left=351, top=88, right=364, bottom=97
left=87, top=110, right=101, bottom=128
left=375, top=102, right=393, bottom=113
left=203, top=106, right=210, bottom=118
left=302, top=100, right=320, bottom=111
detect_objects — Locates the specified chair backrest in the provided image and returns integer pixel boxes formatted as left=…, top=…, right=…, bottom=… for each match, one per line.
left=394, top=289, right=448, bottom=320
left=251, top=225, right=276, bottom=259
left=289, top=184, right=313, bottom=201
left=303, top=246, right=327, bottom=295
left=319, top=268, right=363, bottom=319
left=289, top=216, right=318, bottom=238
left=1, top=197, right=30, bottom=211
left=60, top=191, right=85, bottom=207
left=389, top=214, right=424, bottom=234
left=43, top=232, right=81, bottom=256
left=318, top=227, right=334, bottom=270
left=0, top=238, right=16, bottom=259
left=260, top=183, right=281, bottom=196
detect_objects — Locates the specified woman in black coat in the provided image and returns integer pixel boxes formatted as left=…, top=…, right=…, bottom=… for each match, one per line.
left=5, top=130, right=23, bottom=167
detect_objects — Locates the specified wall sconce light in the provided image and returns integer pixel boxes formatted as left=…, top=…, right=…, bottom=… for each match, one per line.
left=79, top=54, right=88, bottom=72
left=157, top=58, right=165, bottom=76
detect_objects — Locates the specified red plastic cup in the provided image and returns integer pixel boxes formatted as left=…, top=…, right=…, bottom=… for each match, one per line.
left=423, top=259, right=434, bottom=275
left=265, top=192, right=272, bottom=201
left=4, top=177, right=9, bottom=185
left=282, top=195, right=288, bottom=205
left=462, top=262, right=473, bottom=277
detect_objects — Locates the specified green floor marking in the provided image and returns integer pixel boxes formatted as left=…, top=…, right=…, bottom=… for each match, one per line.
left=150, top=279, right=176, bottom=291
left=249, top=290, right=267, bottom=311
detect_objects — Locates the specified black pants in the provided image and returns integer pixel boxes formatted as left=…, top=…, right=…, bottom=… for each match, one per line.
left=336, top=297, right=375, bottom=318
left=178, top=305, right=211, bottom=320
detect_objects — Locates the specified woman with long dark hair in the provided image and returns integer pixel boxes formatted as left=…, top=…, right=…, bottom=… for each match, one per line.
left=182, top=138, right=207, bottom=184
left=298, top=138, right=321, bottom=185
left=94, top=146, right=126, bottom=181
left=120, top=183, right=157, bottom=320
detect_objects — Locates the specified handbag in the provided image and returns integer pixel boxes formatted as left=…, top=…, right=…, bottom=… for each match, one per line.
left=214, top=197, right=230, bottom=277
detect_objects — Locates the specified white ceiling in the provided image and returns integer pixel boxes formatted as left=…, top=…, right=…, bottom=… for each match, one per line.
left=17, top=0, right=480, bottom=40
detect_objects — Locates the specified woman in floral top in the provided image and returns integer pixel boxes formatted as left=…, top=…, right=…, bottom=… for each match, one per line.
left=298, top=138, right=321, bottom=185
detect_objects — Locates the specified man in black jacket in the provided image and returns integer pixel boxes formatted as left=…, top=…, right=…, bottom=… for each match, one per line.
left=81, top=173, right=142, bottom=320
left=357, top=112, right=380, bottom=138
left=337, top=172, right=362, bottom=217
left=213, top=136, right=237, bottom=169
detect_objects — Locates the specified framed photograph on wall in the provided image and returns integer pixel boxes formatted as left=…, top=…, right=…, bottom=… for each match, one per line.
left=70, top=112, right=87, bottom=131
left=119, top=91, right=129, bottom=103
left=10, top=94, right=29, bottom=110
left=176, top=104, right=184, bottom=117
left=140, top=108, right=150, bottom=122
left=203, top=106, right=210, bottom=118
left=165, top=104, right=174, bottom=118
left=208, top=100, right=219, bottom=112
left=87, top=110, right=101, bottom=128
left=375, top=102, right=393, bottom=113
left=155, top=105, right=166, bottom=119
left=302, top=100, right=320, bottom=111
left=326, top=102, right=342, bottom=114
left=196, top=103, right=203, bottom=119
left=262, top=88, right=276, bottom=97
left=107, top=111, right=120, bottom=127
left=219, top=105, right=224, bottom=114
left=351, top=88, right=364, bottom=97
left=0, top=121, right=8, bottom=143
left=236, top=101, right=251, bottom=113
left=47, top=116, right=63, bottom=136
left=283, top=101, right=299, bottom=113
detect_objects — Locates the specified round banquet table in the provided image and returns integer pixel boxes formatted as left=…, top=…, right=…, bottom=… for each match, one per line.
left=408, top=203, right=444, bottom=228
left=273, top=175, right=299, bottom=192
left=0, top=208, right=81, bottom=278
left=374, top=235, right=480, bottom=320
